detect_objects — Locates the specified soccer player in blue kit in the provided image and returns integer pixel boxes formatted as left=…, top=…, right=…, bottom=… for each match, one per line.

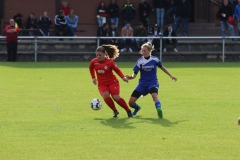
left=126, top=42, right=177, bottom=118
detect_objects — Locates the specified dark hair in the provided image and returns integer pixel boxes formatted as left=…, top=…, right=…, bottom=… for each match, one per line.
left=58, top=10, right=64, bottom=15
left=102, top=23, right=108, bottom=28
left=96, top=44, right=119, bottom=59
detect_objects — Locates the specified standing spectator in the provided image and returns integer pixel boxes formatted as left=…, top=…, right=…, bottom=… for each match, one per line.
left=120, top=22, right=134, bottom=52
left=66, top=9, right=78, bottom=37
left=234, top=0, right=240, bottom=40
left=5, top=19, right=20, bottom=62
left=134, top=22, right=148, bottom=51
left=108, top=0, right=119, bottom=28
left=26, top=13, right=37, bottom=36
left=97, top=23, right=109, bottom=45
left=108, top=22, right=120, bottom=46
left=97, top=1, right=108, bottom=27
left=163, top=24, right=178, bottom=52
left=60, top=1, right=71, bottom=16
left=121, top=0, right=136, bottom=27
left=38, top=11, right=52, bottom=37
left=166, top=0, right=178, bottom=24
left=13, top=13, right=23, bottom=29
left=173, top=0, right=191, bottom=37
left=153, top=0, right=167, bottom=35
left=151, top=24, right=161, bottom=36
left=54, top=10, right=68, bottom=40
left=138, top=0, right=152, bottom=31
left=217, top=0, right=235, bottom=40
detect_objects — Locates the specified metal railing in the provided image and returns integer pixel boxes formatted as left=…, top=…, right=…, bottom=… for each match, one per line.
left=0, top=36, right=238, bottom=62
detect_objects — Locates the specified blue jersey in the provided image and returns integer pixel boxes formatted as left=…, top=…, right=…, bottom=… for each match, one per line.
left=133, top=56, right=162, bottom=86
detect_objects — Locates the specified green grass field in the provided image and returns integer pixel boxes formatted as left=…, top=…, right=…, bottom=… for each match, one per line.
left=0, top=62, right=239, bottom=160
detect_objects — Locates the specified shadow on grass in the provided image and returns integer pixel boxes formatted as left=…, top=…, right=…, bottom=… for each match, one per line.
left=95, top=118, right=136, bottom=129
left=134, top=116, right=188, bottom=127
left=95, top=116, right=188, bottom=129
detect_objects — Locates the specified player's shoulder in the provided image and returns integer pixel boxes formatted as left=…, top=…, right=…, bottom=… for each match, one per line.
left=136, top=56, right=145, bottom=63
left=150, top=55, right=160, bottom=61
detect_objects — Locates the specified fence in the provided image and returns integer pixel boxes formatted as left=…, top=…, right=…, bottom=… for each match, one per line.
left=0, top=36, right=238, bottom=62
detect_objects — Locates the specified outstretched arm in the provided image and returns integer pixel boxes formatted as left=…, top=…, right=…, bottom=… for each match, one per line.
left=113, top=65, right=128, bottom=83
left=160, top=65, right=177, bottom=81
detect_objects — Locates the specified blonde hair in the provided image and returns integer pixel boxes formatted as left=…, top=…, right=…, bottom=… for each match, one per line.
left=96, top=44, right=119, bottom=60
left=141, top=42, right=155, bottom=53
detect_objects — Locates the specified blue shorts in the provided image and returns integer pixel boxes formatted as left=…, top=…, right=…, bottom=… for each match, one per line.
left=135, top=82, right=159, bottom=96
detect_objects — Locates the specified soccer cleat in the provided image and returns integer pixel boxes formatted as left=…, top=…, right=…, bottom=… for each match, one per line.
left=132, top=106, right=141, bottom=116
left=157, top=108, right=163, bottom=118
left=127, top=111, right=133, bottom=118
left=113, top=110, right=119, bottom=118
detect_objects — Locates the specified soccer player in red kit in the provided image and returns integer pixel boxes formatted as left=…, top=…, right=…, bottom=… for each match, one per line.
left=89, top=44, right=132, bottom=117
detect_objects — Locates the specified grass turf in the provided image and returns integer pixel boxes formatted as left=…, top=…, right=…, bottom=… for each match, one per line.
left=0, top=62, right=239, bottom=160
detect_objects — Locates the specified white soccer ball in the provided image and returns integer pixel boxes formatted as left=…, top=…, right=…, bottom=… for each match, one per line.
left=90, top=98, right=102, bottom=110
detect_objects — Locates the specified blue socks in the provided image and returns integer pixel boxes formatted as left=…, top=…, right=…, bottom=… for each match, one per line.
left=155, top=100, right=161, bottom=109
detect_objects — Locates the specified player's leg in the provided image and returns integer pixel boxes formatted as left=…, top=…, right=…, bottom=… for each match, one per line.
left=129, top=88, right=143, bottom=116
left=109, top=82, right=132, bottom=117
left=149, top=87, right=162, bottom=118
left=99, top=85, right=118, bottom=117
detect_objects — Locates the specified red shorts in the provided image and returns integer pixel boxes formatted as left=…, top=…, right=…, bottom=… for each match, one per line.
left=98, top=80, right=120, bottom=95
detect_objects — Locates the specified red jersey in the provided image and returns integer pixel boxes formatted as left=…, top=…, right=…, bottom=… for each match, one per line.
left=60, top=7, right=71, bottom=16
left=89, top=58, right=125, bottom=86
left=5, top=25, right=20, bottom=43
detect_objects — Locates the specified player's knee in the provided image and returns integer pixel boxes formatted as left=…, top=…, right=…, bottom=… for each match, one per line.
left=112, top=95, right=120, bottom=102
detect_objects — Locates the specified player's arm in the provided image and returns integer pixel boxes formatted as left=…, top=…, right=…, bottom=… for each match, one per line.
left=112, top=63, right=128, bottom=83
left=160, top=65, right=177, bottom=82
left=89, top=61, right=97, bottom=85
left=126, top=71, right=138, bottom=80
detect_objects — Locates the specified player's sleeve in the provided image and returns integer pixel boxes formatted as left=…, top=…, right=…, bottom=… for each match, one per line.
left=156, top=57, right=162, bottom=68
left=112, top=61, right=125, bottom=78
left=89, top=60, right=96, bottom=79
left=133, top=61, right=140, bottom=74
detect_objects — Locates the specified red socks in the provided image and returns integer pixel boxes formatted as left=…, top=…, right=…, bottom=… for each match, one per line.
left=116, top=98, right=131, bottom=112
left=104, top=97, right=117, bottom=111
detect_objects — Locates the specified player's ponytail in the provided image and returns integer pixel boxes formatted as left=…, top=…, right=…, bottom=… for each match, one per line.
left=141, top=42, right=155, bottom=53
left=101, top=44, right=119, bottom=60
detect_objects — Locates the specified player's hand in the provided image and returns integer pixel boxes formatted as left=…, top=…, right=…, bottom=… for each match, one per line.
left=125, top=75, right=133, bottom=80
left=170, top=76, right=177, bottom=82
left=92, top=78, right=97, bottom=85
left=123, top=76, right=128, bottom=83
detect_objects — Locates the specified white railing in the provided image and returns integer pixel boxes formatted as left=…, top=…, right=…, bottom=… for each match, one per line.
left=0, top=36, right=238, bottom=62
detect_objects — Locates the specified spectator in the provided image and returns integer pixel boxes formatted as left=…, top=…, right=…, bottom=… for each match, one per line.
left=108, top=0, right=119, bottom=28
left=97, top=23, right=109, bottom=45
left=138, top=0, right=152, bottom=31
left=13, top=13, right=23, bottom=29
left=151, top=23, right=161, bottom=36
left=26, top=13, right=37, bottom=36
left=5, top=19, right=20, bottom=62
left=38, top=11, right=52, bottom=36
left=217, top=0, right=235, bottom=40
left=173, top=0, right=191, bottom=37
left=54, top=10, right=68, bottom=40
left=153, top=0, right=167, bottom=35
left=234, top=0, right=240, bottom=40
left=97, top=1, right=108, bottom=27
left=108, top=22, right=120, bottom=46
left=147, top=31, right=160, bottom=52
left=163, top=24, right=178, bottom=52
left=134, top=22, right=148, bottom=51
left=120, top=21, right=134, bottom=52
left=121, top=0, right=136, bottom=27
left=166, top=0, right=178, bottom=24
left=60, top=1, right=71, bottom=16
left=66, top=9, right=78, bottom=37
